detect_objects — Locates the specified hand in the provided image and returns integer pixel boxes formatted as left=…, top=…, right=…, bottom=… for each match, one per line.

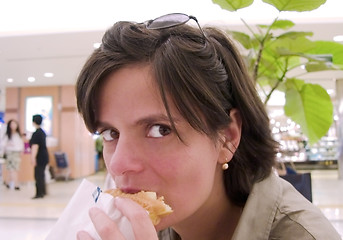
left=30, top=158, right=36, bottom=167
left=77, top=197, right=159, bottom=240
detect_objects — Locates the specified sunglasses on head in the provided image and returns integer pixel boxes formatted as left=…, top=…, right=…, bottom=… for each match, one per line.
left=145, top=13, right=206, bottom=40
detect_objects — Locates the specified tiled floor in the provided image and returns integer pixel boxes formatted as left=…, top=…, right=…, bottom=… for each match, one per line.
left=0, top=169, right=342, bottom=239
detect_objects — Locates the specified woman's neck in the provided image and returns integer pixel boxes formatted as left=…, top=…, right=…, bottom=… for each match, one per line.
left=175, top=199, right=242, bottom=240
left=172, top=181, right=243, bottom=240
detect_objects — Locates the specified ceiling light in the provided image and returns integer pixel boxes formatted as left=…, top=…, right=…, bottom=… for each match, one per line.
left=333, top=35, right=343, bottom=42
left=6, top=78, right=13, bottom=83
left=93, top=42, right=101, bottom=49
left=44, top=72, right=54, bottom=78
left=28, top=77, right=36, bottom=82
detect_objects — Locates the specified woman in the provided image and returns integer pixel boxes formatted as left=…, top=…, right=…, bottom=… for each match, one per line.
left=1, top=119, right=24, bottom=190
left=76, top=13, right=340, bottom=239
left=29, top=114, right=49, bottom=199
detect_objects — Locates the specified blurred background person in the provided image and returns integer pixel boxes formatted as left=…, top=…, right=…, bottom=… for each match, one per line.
left=29, top=114, right=49, bottom=199
left=0, top=119, right=24, bottom=190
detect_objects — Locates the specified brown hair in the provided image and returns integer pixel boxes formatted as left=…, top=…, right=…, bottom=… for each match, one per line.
left=76, top=20, right=278, bottom=206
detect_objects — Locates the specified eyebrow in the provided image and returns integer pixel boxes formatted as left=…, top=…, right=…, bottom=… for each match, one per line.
left=95, top=113, right=181, bottom=131
left=135, top=114, right=180, bottom=126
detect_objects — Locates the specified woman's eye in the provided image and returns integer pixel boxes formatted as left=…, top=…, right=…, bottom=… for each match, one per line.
left=147, top=124, right=171, bottom=138
left=101, top=129, right=119, bottom=141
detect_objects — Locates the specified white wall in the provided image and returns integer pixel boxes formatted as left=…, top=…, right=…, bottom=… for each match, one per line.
left=0, top=87, right=6, bottom=112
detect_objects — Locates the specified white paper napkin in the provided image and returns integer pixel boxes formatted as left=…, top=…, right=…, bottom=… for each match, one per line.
left=46, top=179, right=135, bottom=240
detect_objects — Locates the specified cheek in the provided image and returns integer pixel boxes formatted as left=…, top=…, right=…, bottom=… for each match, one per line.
left=159, top=140, right=220, bottom=216
left=169, top=149, right=218, bottom=192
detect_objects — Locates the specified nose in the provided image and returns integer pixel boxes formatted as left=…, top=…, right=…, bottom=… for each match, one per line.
left=106, top=136, right=144, bottom=176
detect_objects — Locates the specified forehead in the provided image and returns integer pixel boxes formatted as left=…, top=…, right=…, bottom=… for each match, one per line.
left=99, top=64, right=157, bottom=101
left=97, top=64, right=165, bottom=120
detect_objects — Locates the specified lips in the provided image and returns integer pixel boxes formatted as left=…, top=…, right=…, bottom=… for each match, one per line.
left=119, top=187, right=147, bottom=194
left=114, top=179, right=155, bottom=195
left=120, top=188, right=140, bottom=194
left=119, top=187, right=162, bottom=198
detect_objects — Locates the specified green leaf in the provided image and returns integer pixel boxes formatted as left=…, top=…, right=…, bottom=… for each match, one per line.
left=285, top=78, right=304, bottom=90
left=262, top=0, right=327, bottom=12
left=277, top=31, right=313, bottom=40
left=228, top=31, right=252, bottom=49
left=284, top=79, right=333, bottom=144
left=212, top=0, right=254, bottom=11
left=305, top=61, right=337, bottom=72
left=306, top=41, right=343, bottom=65
left=256, top=45, right=301, bottom=82
left=269, top=36, right=316, bottom=57
left=258, top=53, right=284, bottom=79
left=259, top=19, right=295, bottom=30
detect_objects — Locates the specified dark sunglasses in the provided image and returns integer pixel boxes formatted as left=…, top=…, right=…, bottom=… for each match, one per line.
left=145, top=13, right=206, bottom=40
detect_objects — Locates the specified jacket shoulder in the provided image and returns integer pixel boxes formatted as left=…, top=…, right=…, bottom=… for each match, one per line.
left=271, top=177, right=341, bottom=239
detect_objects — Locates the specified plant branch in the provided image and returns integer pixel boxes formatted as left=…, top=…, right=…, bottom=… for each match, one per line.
left=264, top=59, right=288, bottom=105
left=251, top=17, right=279, bottom=83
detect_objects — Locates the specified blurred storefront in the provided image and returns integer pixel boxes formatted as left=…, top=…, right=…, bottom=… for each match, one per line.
left=267, top=89, right=341, bottom=171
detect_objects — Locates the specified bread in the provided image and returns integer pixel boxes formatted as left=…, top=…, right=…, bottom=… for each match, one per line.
left=105, top=189, right=173, bottom=225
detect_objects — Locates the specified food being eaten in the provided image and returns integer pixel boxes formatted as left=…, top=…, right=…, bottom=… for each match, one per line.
left=105, top=189, right=173, bottom=225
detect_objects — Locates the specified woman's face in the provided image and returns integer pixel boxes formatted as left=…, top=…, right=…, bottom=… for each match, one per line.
left=97, top=64, right=225, bottom=229
left=10, top=121, right=18, bottom=132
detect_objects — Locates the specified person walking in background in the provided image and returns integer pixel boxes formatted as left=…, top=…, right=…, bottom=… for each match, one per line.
left=0, top=119, right=24, bottom=190
left=29, top=114, right=49, bottom=199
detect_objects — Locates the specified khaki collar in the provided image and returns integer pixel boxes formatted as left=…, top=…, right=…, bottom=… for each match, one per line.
left=232, top=173, right=281, bottom=240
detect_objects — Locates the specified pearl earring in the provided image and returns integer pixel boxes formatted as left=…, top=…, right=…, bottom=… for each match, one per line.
left=222, top=157, right=229, bottom=170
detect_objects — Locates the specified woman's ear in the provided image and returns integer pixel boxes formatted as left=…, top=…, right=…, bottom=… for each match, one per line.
left=218, top=109, right=242, bottom=164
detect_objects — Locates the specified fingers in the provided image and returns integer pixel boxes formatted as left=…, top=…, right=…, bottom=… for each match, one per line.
left=114, top=197, right=158, bottom=240
left=88, top=207, right=125, bottom=240
left=77, top=230, right=94, bottom=240
left=80, top=199, right=158, bottom=240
